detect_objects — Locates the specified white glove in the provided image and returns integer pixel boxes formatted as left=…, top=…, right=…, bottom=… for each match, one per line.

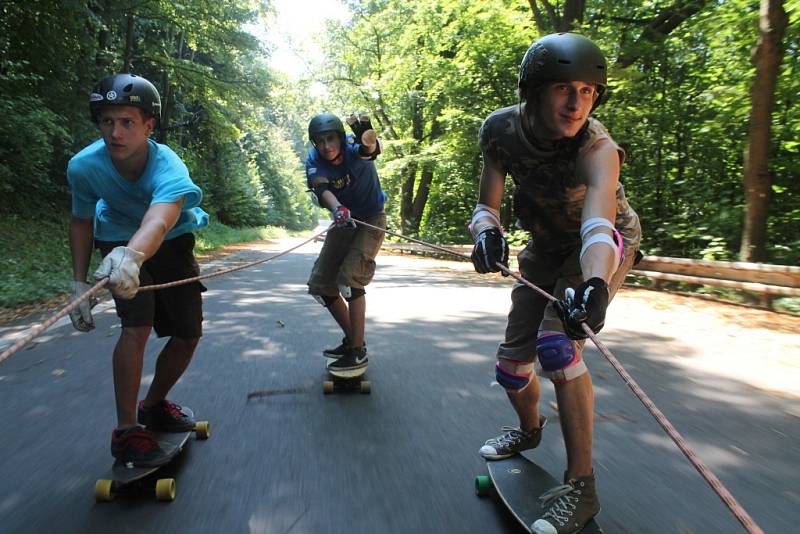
left=68, top=281, right=96, bottom=332
left=93, top=246, right=146, bottom=300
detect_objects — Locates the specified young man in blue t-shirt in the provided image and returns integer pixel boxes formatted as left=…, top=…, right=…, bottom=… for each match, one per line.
left=305, top=113, right=387, bottom=371
left=67, top=73, right=209, bottom=467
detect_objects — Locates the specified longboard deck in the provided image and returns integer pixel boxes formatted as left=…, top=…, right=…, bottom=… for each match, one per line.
left=95, top=407, right=209, bottom=502
left=480, top=455, right=603, bottom=533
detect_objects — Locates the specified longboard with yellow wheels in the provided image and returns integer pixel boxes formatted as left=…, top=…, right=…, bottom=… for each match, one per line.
left=323, top=363, right=371, bottom=395
left=94, top=407, right=209, bottom=503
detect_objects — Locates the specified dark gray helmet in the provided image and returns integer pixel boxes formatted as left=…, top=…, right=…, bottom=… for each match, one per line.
left=518, top=33, right=607, bottom=107
left=308, top=113, right=346, bottom=146
left=89, top=73, right=162, bottom=125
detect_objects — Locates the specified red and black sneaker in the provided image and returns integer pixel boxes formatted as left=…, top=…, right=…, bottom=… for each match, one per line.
left=138, top=400, right=195, bottom=432
left=111, top=425, right=174, bottom=467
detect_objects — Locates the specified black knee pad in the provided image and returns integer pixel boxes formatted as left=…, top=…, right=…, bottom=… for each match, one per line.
left=313, top=294, right=339, bottom=307
left=345, top=287, right=365, bottom=302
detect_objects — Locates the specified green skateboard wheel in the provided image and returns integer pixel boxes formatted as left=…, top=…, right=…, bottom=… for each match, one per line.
left=475, top=475, right=492, bottom=496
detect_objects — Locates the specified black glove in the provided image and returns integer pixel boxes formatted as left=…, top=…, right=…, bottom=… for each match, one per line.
left=470, top=227, right=509, bottom=275
left=554, top=277, right=609, bottom=339
left=347, top=113, right=373, bottom=144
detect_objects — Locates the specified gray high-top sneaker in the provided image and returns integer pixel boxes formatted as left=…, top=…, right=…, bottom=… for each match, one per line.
left=531, top=471, right=600, bottom=534
left=479, top=416, right=547, bottom=460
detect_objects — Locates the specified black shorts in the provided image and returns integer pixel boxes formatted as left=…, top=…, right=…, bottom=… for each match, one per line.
left=96, top=233, right=206, bottom=339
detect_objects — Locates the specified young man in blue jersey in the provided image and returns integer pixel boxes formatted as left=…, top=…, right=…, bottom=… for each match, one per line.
left=305, top=113, right=387, bottom=372
left=470, top=34, right=642, bottom=533
left=67, top=74, right=209, bottom=466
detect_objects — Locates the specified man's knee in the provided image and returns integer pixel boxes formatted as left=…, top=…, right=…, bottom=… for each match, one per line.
left=535, top=331, right=587, bottom=384
left=345, top=287, right=365, bottom=302
left=120, top=325, right=151, bottom=345
left=495, top=358, right=535, bottom=392
left=170, top=336, right=200, bottom=352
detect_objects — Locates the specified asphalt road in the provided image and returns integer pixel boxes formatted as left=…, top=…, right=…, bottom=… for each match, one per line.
left=0, top=237, right=798, bottom=534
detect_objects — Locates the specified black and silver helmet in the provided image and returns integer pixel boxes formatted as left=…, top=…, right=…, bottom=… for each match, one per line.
left=308, top=113, right=346, bottom=147
left=89, top=73, right=162, bottom=125
left=518, top=33, right=608, bottom=109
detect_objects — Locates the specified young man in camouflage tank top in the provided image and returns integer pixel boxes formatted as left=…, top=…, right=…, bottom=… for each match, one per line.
left=470, top=33, right=642, bottom=534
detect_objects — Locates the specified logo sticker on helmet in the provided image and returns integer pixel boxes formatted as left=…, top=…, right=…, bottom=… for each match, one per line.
left=129, top=95, right=140, bottom=102
left=106, top=90, right=117, bottom=101
left=89, top=93, right=103, bottom=102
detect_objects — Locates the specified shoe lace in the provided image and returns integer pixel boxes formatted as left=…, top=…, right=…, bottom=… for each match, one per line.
left=539, top=484, right=580, bottom=526
left=121, top=429, right=158, bottom=452
left=487, top=426, right=527, bottom=447
left=163, top=401, right=185, bottom=418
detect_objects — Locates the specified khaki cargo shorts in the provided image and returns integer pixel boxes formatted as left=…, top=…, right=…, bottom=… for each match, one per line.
left=497, top=241, right=637, bottom=363
left=307, top=211, right=386, bottom=297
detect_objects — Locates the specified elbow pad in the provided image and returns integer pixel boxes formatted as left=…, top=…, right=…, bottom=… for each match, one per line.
left=579, top=217, right=623, bottom=268
left=312, top=181, right=331, bottom=203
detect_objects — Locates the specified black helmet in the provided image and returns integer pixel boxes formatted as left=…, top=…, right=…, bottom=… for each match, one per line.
left=308, top=113, right=346, bottom=147
left=89, top=73, right=162, bottom=125
left=518, top=33, right=607, bottom=108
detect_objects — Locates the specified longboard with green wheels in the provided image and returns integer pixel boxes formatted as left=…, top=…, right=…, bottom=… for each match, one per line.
left=475, top=454, right=604, bottom=533
left=94, top=407, right=210, bottom=503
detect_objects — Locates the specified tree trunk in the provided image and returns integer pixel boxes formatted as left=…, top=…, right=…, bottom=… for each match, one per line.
left=122, top=15, right=135, bottom=72
left=527, top=0, right=584, bottom=33
left=400, top=161, right=418, bottom=234
left=95, top=0, right=111, bottom=68
left=740, top=0, right=787, bottom=262
left=617, top=1, right=710, bottom=68
left=157, top=71, right=174, bottom=144
left=408, top=163, right=434, bottom=233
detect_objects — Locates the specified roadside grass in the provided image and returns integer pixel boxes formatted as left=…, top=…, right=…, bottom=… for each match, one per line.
left=0, top=213, right=305, bottom=311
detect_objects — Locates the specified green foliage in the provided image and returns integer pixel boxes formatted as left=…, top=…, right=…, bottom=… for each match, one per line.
left=0, top=214, right=299, bottom=309
left=0, top=0, right=315, bottom=232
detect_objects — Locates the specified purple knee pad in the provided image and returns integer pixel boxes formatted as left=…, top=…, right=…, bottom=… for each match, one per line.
left=536, top=332, right=586, bottom=384
left=495, top=362, right=531, bottom=391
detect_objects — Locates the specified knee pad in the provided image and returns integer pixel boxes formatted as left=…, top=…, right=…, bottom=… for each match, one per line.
left=345, top=287, right=365, bottom=302
left=535, top=332, right=587, bottom=384
left=338, top=284, right=351, bottom=299
left=495, top=358, right=534, bottom=392
left=312, top=294, right=338, bottom=307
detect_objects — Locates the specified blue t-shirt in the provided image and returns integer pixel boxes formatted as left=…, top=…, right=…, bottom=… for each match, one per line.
left=67, top=138, right=209, bottom=242
left=305, top=140, right=386, bottom=219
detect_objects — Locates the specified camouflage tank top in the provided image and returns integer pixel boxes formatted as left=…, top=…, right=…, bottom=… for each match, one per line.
left=478, top=105, right=641, bottom=256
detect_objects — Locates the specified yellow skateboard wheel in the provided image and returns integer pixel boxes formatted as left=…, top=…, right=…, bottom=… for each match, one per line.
left=323, top=381, right=334, bottom=394
left=155, top=478, right=176, bottom=501
left=360, top=381, right=371, bottom=394
left=95, top=479, right=114, bottom=502
left=195, top=421, right=210, bottom=440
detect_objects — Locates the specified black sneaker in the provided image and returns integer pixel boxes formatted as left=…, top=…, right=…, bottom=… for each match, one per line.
left=138, top=400, right=195, bottom=432
left=111, top=425, right=175, bottom=467
left=323, top=337, right=350, bottom=358
left=328, top=345, right=368, bottom=372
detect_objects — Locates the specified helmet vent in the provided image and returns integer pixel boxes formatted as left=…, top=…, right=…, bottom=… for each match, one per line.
left=123, top=83, right=133, bottom=93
